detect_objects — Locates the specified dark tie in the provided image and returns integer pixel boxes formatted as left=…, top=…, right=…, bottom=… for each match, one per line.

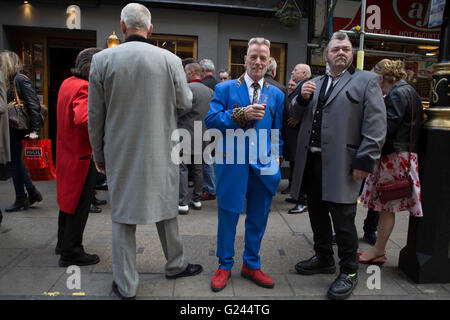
left=251, top=82, right=260, bottom=104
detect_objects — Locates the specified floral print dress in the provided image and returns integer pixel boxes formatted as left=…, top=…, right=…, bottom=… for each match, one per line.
left=360, top=151, right=423, bottom=217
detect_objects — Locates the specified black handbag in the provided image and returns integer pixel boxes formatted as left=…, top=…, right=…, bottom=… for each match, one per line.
left=7, top=74, right=47, bottom=130
left=7, top=74, right=30, bottom=130
left=376, top=89, right=415, bottom=202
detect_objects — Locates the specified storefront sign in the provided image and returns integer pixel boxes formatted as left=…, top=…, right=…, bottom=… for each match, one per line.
left=429, top=0, right=445, bottom=27
left=66, top=5, right=81, bottom=30
left=332, top=0, right=441, bottom=39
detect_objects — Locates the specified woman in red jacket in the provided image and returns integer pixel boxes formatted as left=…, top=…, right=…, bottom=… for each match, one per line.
left=55, top=48, right=102, bottom=267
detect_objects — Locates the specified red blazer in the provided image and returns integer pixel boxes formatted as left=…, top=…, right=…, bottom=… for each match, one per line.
left=56, top=76, right=92, bottom=214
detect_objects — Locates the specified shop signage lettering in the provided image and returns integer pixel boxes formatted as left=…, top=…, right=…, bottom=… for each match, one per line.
left=66, top=5, right=81, bottom=30
left=333, top=0, right=440, bottom=39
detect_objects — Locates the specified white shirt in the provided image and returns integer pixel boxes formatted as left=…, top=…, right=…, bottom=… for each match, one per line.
left=244, top=72, right=264, bottom=104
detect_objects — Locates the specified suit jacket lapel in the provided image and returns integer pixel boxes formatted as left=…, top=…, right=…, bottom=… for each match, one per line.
left=323, top=70, right=353, bottom=108
left=237, top=75, right=251, bottom=107
left=312, top=76, right=326, bottom=113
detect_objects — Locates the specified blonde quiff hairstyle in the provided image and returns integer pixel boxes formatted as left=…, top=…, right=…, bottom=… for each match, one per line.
left=372, top=59, right=407, bottom=85
left=247, top=37, right=270, bottom=55
left=0, top=50, right=23, bottom=90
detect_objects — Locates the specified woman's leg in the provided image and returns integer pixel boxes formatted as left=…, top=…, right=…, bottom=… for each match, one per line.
left=8, top=128, right=27, bottom=198
left=372, top=211, right=395, bottom=255
left=359, top=211, right=395, bottom=259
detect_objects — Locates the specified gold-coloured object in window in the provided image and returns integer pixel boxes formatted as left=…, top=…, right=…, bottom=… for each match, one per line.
left=107, top=32, right=120, bottom=48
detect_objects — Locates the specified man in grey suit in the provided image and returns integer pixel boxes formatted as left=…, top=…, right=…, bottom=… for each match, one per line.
left=88, top=3, right=202, bottom=300
left=178, top=62, right=214, bottom=214
left=289, top=32, right=386, bottom=300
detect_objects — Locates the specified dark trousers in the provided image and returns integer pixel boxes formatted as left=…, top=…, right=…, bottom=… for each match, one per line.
left=363, top=209, right=379, bottom=234
left=9, top=128, right=34, bottom=198
left=57, top=160, right=96, bottom=258
left=179, top=155, right=203, bottom=204
left=289, top=161, right=307, bottom=205
left=303, top=152, right=358, bottom=274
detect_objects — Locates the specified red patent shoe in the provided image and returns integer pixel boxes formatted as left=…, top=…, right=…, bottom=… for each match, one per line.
left=357, top=252, right=387, bottom=266
left=241, top=265, right=274, bottom=288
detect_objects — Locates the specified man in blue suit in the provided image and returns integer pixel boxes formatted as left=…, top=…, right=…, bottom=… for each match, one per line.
left=205, top=37, right=284, bottom=292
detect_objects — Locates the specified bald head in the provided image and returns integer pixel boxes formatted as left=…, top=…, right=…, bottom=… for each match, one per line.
left=291, top=64, right=311, bottom=83
left=185, top=62, right=202, bottom=82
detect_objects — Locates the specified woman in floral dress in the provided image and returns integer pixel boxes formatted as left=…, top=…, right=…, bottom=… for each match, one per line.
left=359, top=59, right=423, bottom=265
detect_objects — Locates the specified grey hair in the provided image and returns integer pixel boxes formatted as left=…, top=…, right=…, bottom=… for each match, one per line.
left=199, top=59, right=215, bottom=73
left=325, top=31, right=351, bottom=53
left=265, top=57, right=277, bottom=75
left=120, top=3, right=152, bottom=31
left=247, top=37, right=270, bottom=55
left=302, top=64, right=312, bottom=78
left=185, top=62, right=202, bottom=76
left=71, top=48, right=102, bottom=79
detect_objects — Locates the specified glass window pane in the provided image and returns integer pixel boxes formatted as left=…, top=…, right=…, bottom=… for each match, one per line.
left=231, top=45, right=246, bottom=64
left=177, top=40, right=194, bottom=59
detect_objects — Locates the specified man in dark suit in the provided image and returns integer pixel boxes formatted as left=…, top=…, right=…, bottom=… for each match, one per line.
left=289, top=32, right=386, bottom=300
left=199, top=58, right=219, bottom=90
left=283, top=64, right=311, bottom=214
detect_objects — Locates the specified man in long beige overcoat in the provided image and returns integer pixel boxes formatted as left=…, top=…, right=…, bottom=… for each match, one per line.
left=88, top=3, right=202, bottom=299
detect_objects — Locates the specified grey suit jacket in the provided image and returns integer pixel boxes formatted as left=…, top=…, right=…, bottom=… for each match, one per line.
left=178, top=81, right=214, bottom=156
left=289, top=66, right=387, bottom=204
left=88, top=39, right=193, bottom=224
left=0, top=71, right=10, bottom=164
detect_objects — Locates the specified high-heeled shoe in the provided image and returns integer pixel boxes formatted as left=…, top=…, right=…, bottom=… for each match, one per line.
left=357, top=252, right=387, bottom=266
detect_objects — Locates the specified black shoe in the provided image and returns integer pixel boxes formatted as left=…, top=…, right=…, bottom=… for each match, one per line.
left=327, top=272, right=358, bottom=300
left=0, top=209, right=3, bottom=226
left=90, top=204, right=102, bottom=213
left=285, top=197, right=298, bottom=204
left=93, top=196, right=107, bottom=206
left=165, top=263, right=203, bottom=279
left=28, top=187, right=43, bottom=206
left=59, top=252, right=100, bottom=267
left=363, top=232, right=377, bottom=246
left=112, top=281, right=136, bottom=300
left=5, top=197, right=30, bottom=212
left=281, top=186, right=291, bottom=194
left=95, top=181, right=108, bottom=191
left=288, top=204, right=307, bottom=214
left=295, top=255, right=336, bottom=275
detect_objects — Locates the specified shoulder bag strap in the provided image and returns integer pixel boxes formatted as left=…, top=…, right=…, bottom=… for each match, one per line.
left=12, top=74, right=24, bottom=107
left=406, top=89, right=414, bottom=174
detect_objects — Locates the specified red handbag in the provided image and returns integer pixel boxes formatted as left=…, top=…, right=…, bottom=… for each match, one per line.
left=375, top=89, right=415, bottom=202
left=23, top=139, right=56, bottom=181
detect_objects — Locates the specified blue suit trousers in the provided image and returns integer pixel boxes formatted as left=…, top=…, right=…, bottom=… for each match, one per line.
left=216, top=168, right=273, bottom=270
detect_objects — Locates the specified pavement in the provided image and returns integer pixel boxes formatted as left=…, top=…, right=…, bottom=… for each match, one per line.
left=0, top=178, right=449, bottom=302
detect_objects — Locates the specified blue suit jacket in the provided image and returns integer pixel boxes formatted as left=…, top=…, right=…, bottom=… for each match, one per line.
left=205, top=75, right=284, bottom=213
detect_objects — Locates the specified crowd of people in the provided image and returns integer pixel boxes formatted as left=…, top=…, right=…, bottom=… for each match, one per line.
left=0, top=2, right=424, bottom=300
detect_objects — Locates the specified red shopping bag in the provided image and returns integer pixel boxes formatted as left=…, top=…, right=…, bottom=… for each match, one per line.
left=23, top=139, right=56, bottom=181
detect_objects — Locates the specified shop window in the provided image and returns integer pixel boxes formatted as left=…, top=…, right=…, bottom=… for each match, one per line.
left=148, top=35, right=197, bottom=60
left=229, top=40, right=287, bottom=84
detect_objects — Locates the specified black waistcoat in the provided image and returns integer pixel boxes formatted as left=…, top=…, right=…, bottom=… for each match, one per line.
left=309, top=75, right=335, bottom=149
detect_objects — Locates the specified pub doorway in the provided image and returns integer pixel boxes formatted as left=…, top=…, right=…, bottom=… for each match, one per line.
left=4, top=26, right=96, bottom=159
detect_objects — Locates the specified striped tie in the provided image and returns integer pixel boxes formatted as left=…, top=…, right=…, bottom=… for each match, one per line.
left=251, top=82, right=260, bottom=104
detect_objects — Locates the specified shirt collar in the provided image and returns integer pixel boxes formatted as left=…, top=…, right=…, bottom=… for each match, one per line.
left=124, top=34, right=149, bottom=43
left=244, top=72, right=264, bottom=91
left=188, top=79, right=202, bottom=84
left=326, top=67, right=348, bottom=81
